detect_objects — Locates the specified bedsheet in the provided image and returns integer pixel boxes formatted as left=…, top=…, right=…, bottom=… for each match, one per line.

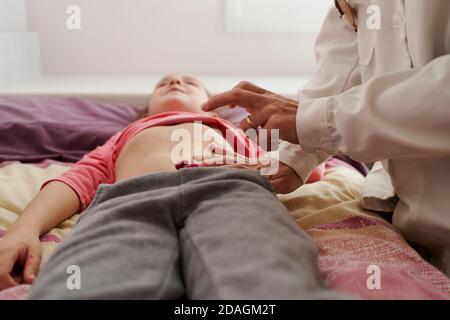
left=0, top=162, right=449, bottom=299
left=279, top=164, right=450, bottom=299
left=0, top=161, right=77, bottom=264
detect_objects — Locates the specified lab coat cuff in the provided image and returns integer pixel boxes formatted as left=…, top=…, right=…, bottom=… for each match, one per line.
left=297, top=97, right=336, bottom=155
left=268, top=140, right=321, bottom=185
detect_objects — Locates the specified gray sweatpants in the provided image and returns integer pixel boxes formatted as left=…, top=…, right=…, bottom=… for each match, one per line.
left=29, top=167, right=345, bottom=299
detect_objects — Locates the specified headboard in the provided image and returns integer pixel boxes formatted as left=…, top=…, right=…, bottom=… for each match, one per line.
left=0, top=75, right=310, bottom=109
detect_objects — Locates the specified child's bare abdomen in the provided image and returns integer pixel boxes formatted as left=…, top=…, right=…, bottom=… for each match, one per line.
left=114, top=123, right=229, bottom=182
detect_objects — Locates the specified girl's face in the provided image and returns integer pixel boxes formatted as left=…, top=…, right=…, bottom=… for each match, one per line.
left=147, top=74, right=210, bottom=116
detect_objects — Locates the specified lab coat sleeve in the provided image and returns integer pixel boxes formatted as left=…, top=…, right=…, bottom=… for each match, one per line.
left=297, top=54, right=450, bottom=163
left=269, top=140, right=328, bottom=184
left=276, top=7, right=362, bottom=182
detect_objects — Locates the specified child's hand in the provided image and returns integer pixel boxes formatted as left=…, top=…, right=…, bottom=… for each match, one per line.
left=0, top=229, right=42, bottom=290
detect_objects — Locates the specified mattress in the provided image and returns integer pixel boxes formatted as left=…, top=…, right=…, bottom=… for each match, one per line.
left=0, top=161, right=449, bottom=299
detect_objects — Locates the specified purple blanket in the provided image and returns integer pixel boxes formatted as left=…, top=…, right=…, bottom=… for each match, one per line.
left=0, top=96, right=140, bottom=163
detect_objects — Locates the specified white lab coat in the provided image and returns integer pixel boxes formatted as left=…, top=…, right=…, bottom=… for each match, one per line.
left=277, top=0, right=450, bottom=262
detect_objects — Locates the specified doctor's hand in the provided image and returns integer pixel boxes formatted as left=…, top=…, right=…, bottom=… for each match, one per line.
left=201, top=81, right=300, bottom=145
left=192, top=144, right=302, bottom=194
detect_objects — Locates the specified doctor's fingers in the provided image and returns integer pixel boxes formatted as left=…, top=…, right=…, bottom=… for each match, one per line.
left=234, top=81, right=298, bottom=105
left=208, top=145, right=273, bottom=166
left=260, top=115, right=295, bottom=148
left=233, top=81, right=271, bottom=95
left=259, top=104, right=299, bottom=145
left=206, top=143, right=236, bottom=157
left=201, top=88, right=269, bottom=112
left=193, top=154, right=267, bottom=167
left=229, top=82, right=279, bottom=110
left=238, top=109, right=272, bottom=132
left=238, top=107, right=285, bottom=150
left=225, top=81, right=268, bottom=109
left=198, top=144, right=248, bottom=162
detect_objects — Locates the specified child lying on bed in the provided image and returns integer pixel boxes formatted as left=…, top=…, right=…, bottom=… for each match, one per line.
left=0, top=74, right=339, bottom=299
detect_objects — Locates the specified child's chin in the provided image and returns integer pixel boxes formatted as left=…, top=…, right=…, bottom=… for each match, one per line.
left=160, top=101, right=200, bottom=114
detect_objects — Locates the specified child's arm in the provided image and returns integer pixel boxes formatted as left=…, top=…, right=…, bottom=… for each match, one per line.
left=0, top=181, right=80, bottom=289
left=7, top=180, right=81, bottom=237
left=0, top=132, right=121, bottom=289
left=15, top=130, right=122, bottom=234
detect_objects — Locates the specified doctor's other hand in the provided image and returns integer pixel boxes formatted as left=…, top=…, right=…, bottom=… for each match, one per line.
left=0, top=228, right=42, bottom=290
left=202, top=81, right=300, bottom=145
left=269, top=161, right=303, bottom=194
left=192, top=144, right=302, bottom=194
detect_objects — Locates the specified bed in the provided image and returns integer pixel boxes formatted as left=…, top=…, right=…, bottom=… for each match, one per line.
left=0, top=95, right=449, bottom=300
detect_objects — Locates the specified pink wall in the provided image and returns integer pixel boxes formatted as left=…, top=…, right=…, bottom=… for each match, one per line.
left=25, top=0, right=318, bottom=75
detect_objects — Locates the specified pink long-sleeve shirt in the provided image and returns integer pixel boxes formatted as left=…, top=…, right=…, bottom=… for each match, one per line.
left=43, top=112, right=324, bottom=211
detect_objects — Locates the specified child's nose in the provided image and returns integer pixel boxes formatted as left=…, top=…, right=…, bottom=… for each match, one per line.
left=169, top=79, right=182, bottom=86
